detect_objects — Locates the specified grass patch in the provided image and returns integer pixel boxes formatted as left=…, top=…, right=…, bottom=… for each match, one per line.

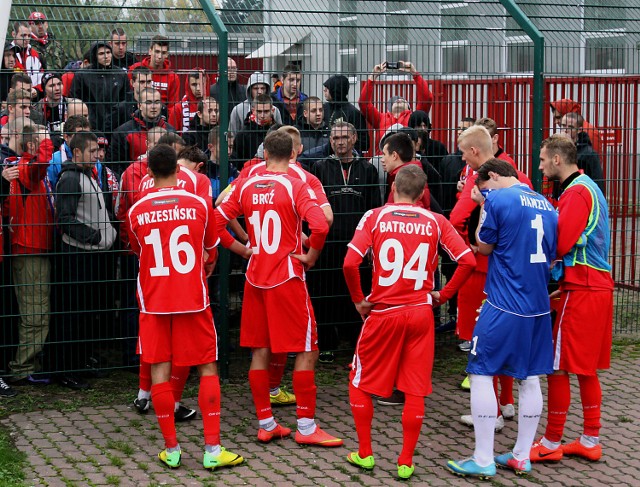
left=106, top=440, right=134, bottom=456
left=106, top=475, right=120, bottom=486
left=107, top=453, right=124, bottom=467
left=0, top=427, right=27, bottom=486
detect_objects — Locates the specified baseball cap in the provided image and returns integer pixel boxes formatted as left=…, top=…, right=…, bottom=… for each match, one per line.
left=28, top=12, right=47, bottom=22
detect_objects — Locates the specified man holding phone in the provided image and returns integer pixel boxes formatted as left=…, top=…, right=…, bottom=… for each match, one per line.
left=358, top=61, right=433, bottom=153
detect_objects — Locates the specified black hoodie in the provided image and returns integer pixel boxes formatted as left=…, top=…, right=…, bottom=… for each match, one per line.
left=322, top=75, right=370, bottom=155
left=69, top=41, right=130, bottom=135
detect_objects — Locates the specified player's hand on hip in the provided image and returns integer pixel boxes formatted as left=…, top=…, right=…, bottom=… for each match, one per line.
left=430, top=290, right=441, bottom=306
left=549, top=289, right=561, bottom=300
left=290, top=250, right=318, bottom=270
left=355, top=300, right=373, bottom=321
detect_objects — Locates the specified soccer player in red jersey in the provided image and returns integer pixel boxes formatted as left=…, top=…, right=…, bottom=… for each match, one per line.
left=531, top=135, right=613, bottom=463
left=127, top=144, right=244, bottom=470
left=343, top=164, right=476, bottom=479
left=216, top=126, right=334, bottom=407
left=215, top=130, right=343, bottom=447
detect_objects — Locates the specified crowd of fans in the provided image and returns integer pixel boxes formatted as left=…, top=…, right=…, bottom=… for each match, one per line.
left=0, top=14, right=606, bottom=399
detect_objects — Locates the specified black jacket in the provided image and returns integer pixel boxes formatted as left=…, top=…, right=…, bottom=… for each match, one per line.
left=69, top=42, right=130, bottom=135
left=182, top=114, right=216, bottom=152
left=296, top=119, right=330, bottom=154
left=439, top=149, right=467, bottom=216
left=322, top=75, right=370, bottom=155
left=112, top=51, right=138, bottom=70
left=311, top=155, right=381, bottom=241
left=210, top=80, right=247, bottom=120
left=576, top=131, right=605, bottom=193
left=232, top=119, right=272, bottom=170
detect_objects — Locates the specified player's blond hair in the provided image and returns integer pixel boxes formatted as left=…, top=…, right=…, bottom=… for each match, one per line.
left=278, top=125, right=302, bottom=153
left=457, top=125, right=492, bottom=154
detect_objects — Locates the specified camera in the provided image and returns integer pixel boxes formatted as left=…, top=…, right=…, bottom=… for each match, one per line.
left=385, top=61, right=400, bottom=70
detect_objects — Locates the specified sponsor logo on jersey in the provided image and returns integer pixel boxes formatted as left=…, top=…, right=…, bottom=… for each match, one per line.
left=392, top=210, right=420, bottom=219
left=152, top=198, right=179, bottom=206
left=255, top=182, right=276, bottom=189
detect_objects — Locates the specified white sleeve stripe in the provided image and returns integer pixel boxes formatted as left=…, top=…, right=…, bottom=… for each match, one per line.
left=217, top=206, right=230, bottom=221
left=347, top=242, right=365, bottom=257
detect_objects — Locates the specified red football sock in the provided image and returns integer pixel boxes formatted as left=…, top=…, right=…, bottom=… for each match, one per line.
left=499, top=375, right=514, bottom=406
left=398, top=393, right=425, bottom=467
left=577, top=374, right=602, bottom=437
left=293, top=370, right=316, bottom=420
left=249, top=369, right=272, bottom=421
left=268, top=353, right=287, bottom=390
left=170, top=365, right=190, bottom=403
left=139, top=360, right=152, bottom=392
left=199, top=375, right=221, bottom=446
left=151, top=381, right=178, bottom=448
left=349, top=383, right=374, bottom=458
left=544, top=374, right=571, bottom=442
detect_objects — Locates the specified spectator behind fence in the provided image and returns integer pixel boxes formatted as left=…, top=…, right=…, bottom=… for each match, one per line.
left=271, top=64, right=307, bottom=126
left=9, top=21, right=44, bottom=87
left=54, top=131, right=117, bottom=390
left=550, top=99, right=602, bottom=157
left=107, top=65, right=155, bottom=135
left=60, top=50, right=90, bottom=98
left=28, top=12, right=67, bottom=71
left=69, top=41, right=129, bottom=135
left=36, top=72, right=66, bottom=148
left=296, top=96, right=329, bottom=154
left=47, top=114, right=90, bottom=188
left=409, top=110, right=448, bottom=180
left=559, top=112, right=605, bottom=193
left=109, top=27, right=137, bottom=70
left=128, top=35, right=180, bottom=109
left=228, top=72, right=282, bottom=136
left=206, top=128, right=238, bottom=201
left=182, top=97, right=219, bottom=152
left=309, top=121, right=381, bottom=360
left=3, top=122, right=54, bottom=386
left=209, top=58, right=247, bottom=119
left=110, top=88, right=174, bottom=175
left=474, top=117, right=517, bottom=169
left=359, top=61, right=433, bottom=154
left=323, top=74, right=370, bottom=156
left=232, top=93, right=275, bottom=169
left=169, top=69, right=208, bottom=134
left=1, top=88, right=41, bottom=129
left=1, top=44, right=19, bottom=103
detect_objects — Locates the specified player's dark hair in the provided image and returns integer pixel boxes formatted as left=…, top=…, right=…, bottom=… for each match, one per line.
left=157, top=132, right=185, bottom=147
left=64, top=115, right=90, bottom=136
left=384, top=133, right=414, bottom=163
left=475, top=117, right=498, bottom=137
left=395, top=164, right=427, bottom=201
left=541, top=134, right=578, bottom=166
left=475, top=158, right=517, bottom=184
left=70, top=131, right=98, bottom=154
left=266, top=123, right=284, bottom=135
left=148, top=144, right=177, bottom=178
left=177, top=145, right=207, bottom=165
left=263, top=131, right=293, bottom=161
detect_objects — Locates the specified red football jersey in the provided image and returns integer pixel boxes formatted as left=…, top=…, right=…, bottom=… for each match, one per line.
left=348, top=203, right=471, bottom=306
left=140, top=165, right=212, bottom=205
left=127, top=187, right=218, bottom=314
left=215, top=172, right=329, bottom=288
left=239, top=160, right=330, bottom=209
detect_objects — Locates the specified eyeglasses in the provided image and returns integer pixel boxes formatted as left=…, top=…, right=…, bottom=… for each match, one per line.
left=32, top=20, right=45, bottom=25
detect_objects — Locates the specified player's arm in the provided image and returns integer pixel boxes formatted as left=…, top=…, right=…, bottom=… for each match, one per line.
left=449, top=174, right=478, bottom=239
left=433, top=215, right=477, bottom=305
left=213, top=205, right=252, bottom=259
left=343, top=247, right=373, bottom=320
left=126, top=211, right=142, bottom=257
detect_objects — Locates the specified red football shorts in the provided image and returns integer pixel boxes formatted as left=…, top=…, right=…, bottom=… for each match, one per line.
left=350, top=303, right=434, bottom=397
left=456, top=270, right=487, bottom=340
left=552, top=289, right=613, bottom=375
left=240, top=278, right=318, bottom=353
left=138, top=307, right=218, bottom=366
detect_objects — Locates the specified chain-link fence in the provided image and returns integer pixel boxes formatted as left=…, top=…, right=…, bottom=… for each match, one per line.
left=1, top=0, right=638, bottom=386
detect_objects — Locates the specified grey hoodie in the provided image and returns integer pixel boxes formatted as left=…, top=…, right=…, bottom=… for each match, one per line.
left=228, top=72, right=282, bottom=134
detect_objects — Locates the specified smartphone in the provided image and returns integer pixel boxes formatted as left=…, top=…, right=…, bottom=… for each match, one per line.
left=385, top=61, right=399, bottom=70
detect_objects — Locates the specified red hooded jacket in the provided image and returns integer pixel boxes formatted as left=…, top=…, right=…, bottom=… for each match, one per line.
left=359, top=74, right=434, bottom=154
left=129, top=57, right=180, bottom=107
left=5, top=139, right=55, bottom=254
